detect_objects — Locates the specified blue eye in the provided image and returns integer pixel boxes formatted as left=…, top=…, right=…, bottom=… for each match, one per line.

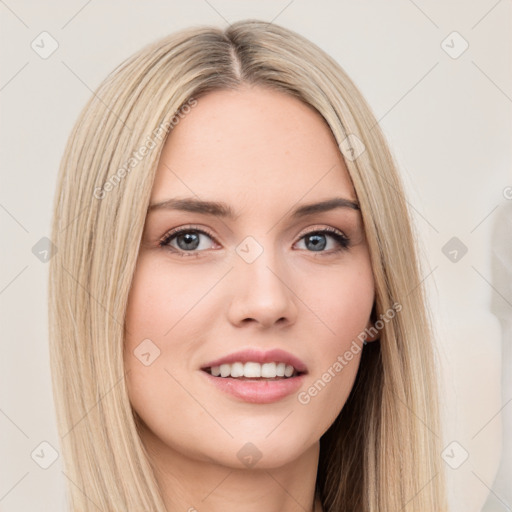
left=159, top=227, right=216, bottom=256
left=296, top=228, right=350, bottom=253
left=159, top=226, right=350, bottom=257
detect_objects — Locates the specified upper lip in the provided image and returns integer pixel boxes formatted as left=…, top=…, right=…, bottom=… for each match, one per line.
left=201, top=348, right=308, bottom=374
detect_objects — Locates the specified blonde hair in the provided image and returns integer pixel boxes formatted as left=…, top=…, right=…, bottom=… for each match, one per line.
left=49, top=19, right=448, bottom=511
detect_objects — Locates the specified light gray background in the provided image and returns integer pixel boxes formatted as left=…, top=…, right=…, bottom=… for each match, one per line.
left=1, top=1, right=511, bottom=511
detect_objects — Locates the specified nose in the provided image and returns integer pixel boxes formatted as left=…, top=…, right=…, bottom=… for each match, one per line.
left=226, top=245, right=298, bottom=329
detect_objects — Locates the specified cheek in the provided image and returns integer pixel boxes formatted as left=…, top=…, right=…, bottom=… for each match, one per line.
left=125, top=257, right=185, bottom=339
left=124, top=254, right=221, bottom=344
left=123, top=255, right=224, bottom=436
left=294, top=258, right=374, bottom=427
left=123, top=258, right=185, bottom=423
left=306, top=257, right=375, bottom=343
left=329, top=268, right=374, bottom=336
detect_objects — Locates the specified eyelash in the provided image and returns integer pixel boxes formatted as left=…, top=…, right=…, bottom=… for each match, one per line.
left=158, top=225, right=351, bottom=258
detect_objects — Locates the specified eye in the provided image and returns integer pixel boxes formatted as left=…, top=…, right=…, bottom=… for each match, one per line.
left=159, top=225, right=351, bottom=257
left=159, top=226, right=217, bottom=257
left=295, top=227, right=350, bottom=254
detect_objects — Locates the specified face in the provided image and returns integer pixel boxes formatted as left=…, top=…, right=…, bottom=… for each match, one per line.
left=124, top=85, right=375, bottom=471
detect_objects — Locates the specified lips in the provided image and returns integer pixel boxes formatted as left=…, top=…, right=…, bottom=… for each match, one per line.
left=201, top=348, right=308, bottom=375
left=200, top=348, right=308, bottom=404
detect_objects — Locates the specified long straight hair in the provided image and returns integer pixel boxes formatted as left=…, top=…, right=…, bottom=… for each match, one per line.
left=48, top=19, right=448, bottom=511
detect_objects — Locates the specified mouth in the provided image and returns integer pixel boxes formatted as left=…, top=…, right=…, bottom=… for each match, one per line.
left=199, top=349, right=308, bottom=403
left=202, top=361, right=306, bottom=380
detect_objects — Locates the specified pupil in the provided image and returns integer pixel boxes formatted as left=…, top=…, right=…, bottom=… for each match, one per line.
left=307, top=234, right=326, bottom=251
left=178, top=232, right=199, bottom=250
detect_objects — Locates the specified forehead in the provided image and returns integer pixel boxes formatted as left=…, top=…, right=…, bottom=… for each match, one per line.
left=150, top=86, right=356, bottom=209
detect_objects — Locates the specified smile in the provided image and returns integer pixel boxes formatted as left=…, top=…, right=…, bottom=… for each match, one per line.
left=204, top=361, right=301, bottom=379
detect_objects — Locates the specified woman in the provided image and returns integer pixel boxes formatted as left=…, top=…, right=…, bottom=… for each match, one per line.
left=48, top=19, right=448, bottom=511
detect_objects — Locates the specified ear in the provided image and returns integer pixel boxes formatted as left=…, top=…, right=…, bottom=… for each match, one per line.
left=364, top=303, right=380, bottom=342
left=363, top=319, right=380, bottom=342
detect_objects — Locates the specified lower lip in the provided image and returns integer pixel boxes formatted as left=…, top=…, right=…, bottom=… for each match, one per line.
left=200, top=370, right=305, bottom=404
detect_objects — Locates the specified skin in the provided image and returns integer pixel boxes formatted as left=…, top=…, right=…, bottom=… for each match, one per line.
left=124, top=84, right=377, bottom=512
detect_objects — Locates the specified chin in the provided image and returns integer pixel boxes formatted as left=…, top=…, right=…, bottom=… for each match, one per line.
left=204, top=432, right=318, bottom=471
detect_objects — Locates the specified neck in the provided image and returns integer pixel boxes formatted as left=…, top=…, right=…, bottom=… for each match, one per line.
left=141, top=426, right=321, bottom=512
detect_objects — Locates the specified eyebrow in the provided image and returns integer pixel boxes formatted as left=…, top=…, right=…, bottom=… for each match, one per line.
left=148, top=196, right=360, bottom=219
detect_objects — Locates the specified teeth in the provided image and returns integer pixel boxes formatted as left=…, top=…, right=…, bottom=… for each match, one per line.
left=231, top=362, right=244, bottom=377
left=219, top=364, right=231, bottom=378
left=207, top=362, right=298, bottom=379
left=261, top=362, right=276, bottom=378
left=244, top=362, right=261, bottom=378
